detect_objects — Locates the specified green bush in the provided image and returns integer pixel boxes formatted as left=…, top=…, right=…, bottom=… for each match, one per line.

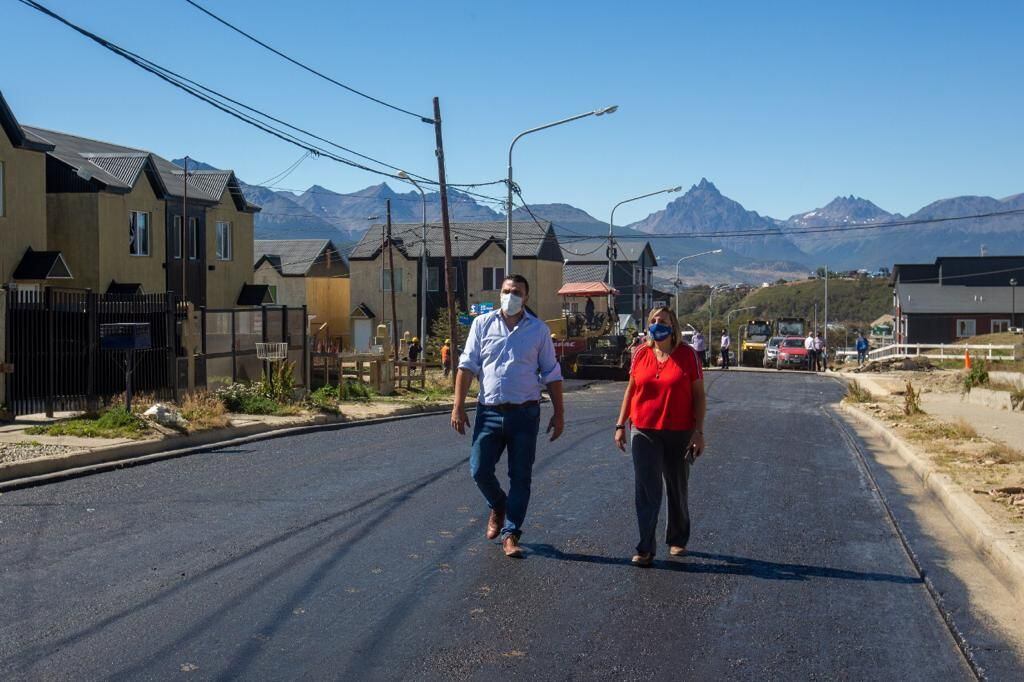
left=308, top=385, right=341, bottom=413
left=26, top=406, right=149, bottom=439
left=341, top=379, right=375, bottom=401
left=962, top=361, right=989, bottom=394
left=215, top=382, right=281, bottom=415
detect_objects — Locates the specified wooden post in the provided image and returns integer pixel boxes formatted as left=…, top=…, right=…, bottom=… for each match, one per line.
left=433, top=97, right=459, bottom=389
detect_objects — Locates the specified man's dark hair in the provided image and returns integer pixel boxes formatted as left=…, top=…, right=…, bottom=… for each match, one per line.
left=502, top=273, right=530, bottom=294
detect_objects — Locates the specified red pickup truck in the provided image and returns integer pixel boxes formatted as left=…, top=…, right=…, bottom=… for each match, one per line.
left=775, top=336, right=810, bottom=370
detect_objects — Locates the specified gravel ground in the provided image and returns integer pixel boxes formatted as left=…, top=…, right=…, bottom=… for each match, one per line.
left=0, top=442, right=80, bottom=465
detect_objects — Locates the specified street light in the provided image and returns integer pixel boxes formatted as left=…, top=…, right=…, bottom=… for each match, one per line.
left=608, top=185, right=682, bottom=325
left=505, top=105, right=618, bottom=274
left=673, top=249, right=723, bottom=317
left=1011, top=278, right=1019, bottom=330
left=707, top=283, right=732, bottom=339
left=726, top=305, right=756, bottom=365
left=398, top=171, right=428, bottom=348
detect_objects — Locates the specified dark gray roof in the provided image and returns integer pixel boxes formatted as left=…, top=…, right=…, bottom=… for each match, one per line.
left=564, top=263, right=608, bottom=283
left=254, top=239, right=346, bottom=276
left=22, top=126, right=258, bottom=212
left=12, top=249, right=72, bottom=280
left=561, top=238, right=653, bottom=264
left=349, top=221, right=559, bottom=260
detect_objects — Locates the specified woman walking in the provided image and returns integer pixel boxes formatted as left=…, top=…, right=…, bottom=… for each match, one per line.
left=614, top=307, right=707, bottom=566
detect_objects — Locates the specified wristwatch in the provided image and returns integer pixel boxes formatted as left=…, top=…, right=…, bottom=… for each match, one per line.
left=615, top=424, right=626, bottom=430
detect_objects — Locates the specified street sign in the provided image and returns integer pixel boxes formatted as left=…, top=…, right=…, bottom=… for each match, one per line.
left=458, top=314, right=472, bottom=326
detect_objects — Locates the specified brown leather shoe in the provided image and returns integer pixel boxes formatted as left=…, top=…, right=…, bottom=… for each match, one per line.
left=631, top=552, right=654, bottom=567
left=486, top=508, right=505, bottom=540
left=669, top=546, right=687, bottom=557
left=502, top=535, right=523, bottom=558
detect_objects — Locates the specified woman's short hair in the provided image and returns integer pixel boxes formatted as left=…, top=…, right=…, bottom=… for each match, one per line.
left=645, top=307, right=681, bottom=348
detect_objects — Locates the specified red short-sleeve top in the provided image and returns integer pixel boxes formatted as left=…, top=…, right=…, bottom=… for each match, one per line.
left=629, top=344, right=704, bottom=431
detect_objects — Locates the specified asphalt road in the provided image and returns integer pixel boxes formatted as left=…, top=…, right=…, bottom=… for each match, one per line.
left=0, top=372, right=989, bottom=679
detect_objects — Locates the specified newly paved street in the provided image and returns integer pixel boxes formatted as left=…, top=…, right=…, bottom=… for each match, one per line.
left=0, top=372, right=987, bottom=679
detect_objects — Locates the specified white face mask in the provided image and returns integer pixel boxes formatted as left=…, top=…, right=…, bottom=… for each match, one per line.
left=500, top=292, right=523, bottom=316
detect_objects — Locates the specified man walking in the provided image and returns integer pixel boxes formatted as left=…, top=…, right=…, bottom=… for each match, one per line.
left=692, top=329, right=707, bottom=368
left=451, top=274, right=564, bottom=558
left=720, top=328, right=731, bottom=369
left=856, top=332, right=869, bottom=367
left=804, top=332, right=816, bottom=371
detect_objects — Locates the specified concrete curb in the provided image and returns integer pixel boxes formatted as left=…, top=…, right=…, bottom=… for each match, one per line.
left=0, top=380, right=597, bottom=492
left=838, top=401, right=1024, bottom=605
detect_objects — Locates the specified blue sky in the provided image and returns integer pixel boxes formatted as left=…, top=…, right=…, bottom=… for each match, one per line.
left=4, top=0, right=1023, bottom=224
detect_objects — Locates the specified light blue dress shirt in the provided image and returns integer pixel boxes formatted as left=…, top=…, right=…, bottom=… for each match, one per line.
left=458, top=310, right=563, bottom=405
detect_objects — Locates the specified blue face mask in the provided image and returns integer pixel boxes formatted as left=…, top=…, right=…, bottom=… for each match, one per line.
left=648, top=323, right=672, bottom=341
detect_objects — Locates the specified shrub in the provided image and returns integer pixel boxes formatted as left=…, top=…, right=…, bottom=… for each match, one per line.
left=259, top=360, right=297, bottom=404
left=844, top=380, right=875, bottom=403
left=308, top=385, right=341, bottom=414
left=1010, top=387, right=1024, bottom=412
left=215, top=382, right=280, bottom=415
left=180, top=391, right=230, bottom=431
left=26, top=406, right=149, bottom=439
left=903, top=381, right=923, bottom=416
left=341, top=379, right=375, bottom=401
left=962, top=360, right=989, bottom=394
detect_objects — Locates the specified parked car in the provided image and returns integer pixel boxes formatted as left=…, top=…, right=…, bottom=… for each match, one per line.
left=775, top=336, right=810, bottom=370
left=762, top=336, right=784, bottom=368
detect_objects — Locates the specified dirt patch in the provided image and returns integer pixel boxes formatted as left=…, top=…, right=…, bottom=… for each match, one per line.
left=0, top=441, right=82, bottom=465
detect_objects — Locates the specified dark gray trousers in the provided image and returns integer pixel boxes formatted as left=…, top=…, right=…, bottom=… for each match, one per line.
left=631, top=428, right=693, bottom=555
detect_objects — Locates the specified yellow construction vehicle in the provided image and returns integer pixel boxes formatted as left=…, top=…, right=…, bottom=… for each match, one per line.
left=739, top=319, right=773, bottom=366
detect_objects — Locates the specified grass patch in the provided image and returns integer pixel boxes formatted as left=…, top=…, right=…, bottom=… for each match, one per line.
left=983, top=443, right=1024, bottom=464
left=341, top=379, right=377, bottom=402
left=26, top=406, right=149, bottom=439
left=307, top=385, right=341, bottom=414
left=180, top=391, right=230, bottom=431
left=844, top=380, right=875, bottom=404
left=215, top=382, right=291, bottom=415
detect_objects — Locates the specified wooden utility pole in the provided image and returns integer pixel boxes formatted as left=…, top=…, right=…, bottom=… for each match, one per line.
left=432, top=97, right=458, bottom=388
left=386, top=199, right=398, bottom=358
left=181, top=156, right=188, bottom=304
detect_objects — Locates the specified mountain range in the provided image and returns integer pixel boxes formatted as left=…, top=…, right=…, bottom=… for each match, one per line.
left=172, top=159, right=1023, bottom=283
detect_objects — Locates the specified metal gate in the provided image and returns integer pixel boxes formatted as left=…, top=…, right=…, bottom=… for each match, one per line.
left=4, top=287, right=178, bottom=416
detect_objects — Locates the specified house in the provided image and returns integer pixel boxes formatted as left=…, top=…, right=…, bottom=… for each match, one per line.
left=21, top=125, right=259, bottom=307
left=0, top=90, right=71, bottom=288
left=891, top=256, right=1024, bottom=343
left=254, top=239, right=350, bottom=346
left=347, top=220, right=563, bottom=351
left=561, top=238, right=657, bottom=329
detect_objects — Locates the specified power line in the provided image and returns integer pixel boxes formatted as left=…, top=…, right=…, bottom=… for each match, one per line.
left=254, top=151, right=312, bottom=186
left=182, top=0, right=434, bottom=124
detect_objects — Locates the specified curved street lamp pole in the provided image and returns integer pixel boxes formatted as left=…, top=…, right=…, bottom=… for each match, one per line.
left=505, top=105, right=618, bottom=274
left=608, top=185, right=682, bottom=325
left=1011, top=278, right=1018, bottom=330
left=673, top=249, right=723, bottom=317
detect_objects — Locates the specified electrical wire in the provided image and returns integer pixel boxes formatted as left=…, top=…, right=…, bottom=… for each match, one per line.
left=254, top=151, right=312, bottom=187
left=182, top=0, right=434, bottom=124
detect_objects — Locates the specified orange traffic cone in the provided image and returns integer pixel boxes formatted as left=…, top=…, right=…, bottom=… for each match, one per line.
left=964, top=350, right=972, bottom=370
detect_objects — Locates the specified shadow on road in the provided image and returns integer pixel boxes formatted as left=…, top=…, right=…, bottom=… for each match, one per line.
left=522, top=544, right=922, bottom=584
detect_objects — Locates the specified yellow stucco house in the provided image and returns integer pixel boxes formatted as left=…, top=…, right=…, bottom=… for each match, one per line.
left=253, top=239, right=350, bottom=348
left=20, top=125, right=260, bottom=307
left=0, top=90, right=72, bottom=288
left=346, top=220, right=564, bottom=351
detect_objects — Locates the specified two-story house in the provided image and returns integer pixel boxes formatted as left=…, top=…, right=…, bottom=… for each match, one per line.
left=0, top=90, right=71, bottom=288
left=21, top=126, right=259, bottom=307
left=254, top=239, right=350, bottom=346
left=891, top=256, right=1024, bottom=343
left=562, top=238, right=657, bottom=329
left=347, top=220, right=563, bottom=350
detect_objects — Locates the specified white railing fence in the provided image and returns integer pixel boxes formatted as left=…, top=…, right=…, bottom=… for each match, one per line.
left=835, top=343, right=1016, bottom=362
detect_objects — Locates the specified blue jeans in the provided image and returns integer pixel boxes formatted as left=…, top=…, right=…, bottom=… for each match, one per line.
left=469, top=403, right=541, bottom=539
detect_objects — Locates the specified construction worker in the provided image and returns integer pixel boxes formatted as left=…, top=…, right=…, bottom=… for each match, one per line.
left=441, top=338, right=452, bottom=378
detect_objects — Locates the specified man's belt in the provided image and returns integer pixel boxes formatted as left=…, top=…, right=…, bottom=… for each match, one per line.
left=481, top=400, right=539, bottom=412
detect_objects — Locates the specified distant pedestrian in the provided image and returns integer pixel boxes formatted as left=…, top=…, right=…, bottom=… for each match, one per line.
left=692, top=329, right=707, bottom=368
left=814, top=332, right=825, bottom=371
left=451, top=274, right=564, bottom=559
left=615, top=307, right=706, bottom=566
left=440, top=339, right=452, bottom=378
left=720, top=329, right=731, bottom=369
left=856, top=333, right=869, bottom=366
left=804, top=333, right=816, bottom=371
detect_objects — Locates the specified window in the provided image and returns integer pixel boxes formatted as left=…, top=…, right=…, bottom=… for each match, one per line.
left=955, top=319, right=976, bottom=338
left=0, top=160, right=5, bottom=217
left=427, top=267, right=440, bottom=292
left=482, top=267, right=505, bottom=291
left=267, top=285, right=277, bottom=303
left=380, top=267, right=404, bottom=292
left=129, top=211, right=150, bottom=256
left=188, top=217, right=199, bottom=260
left=991, top=319, right=1011, bottom=334
left=216, top=221, right=232, bottom=260
left=172, top=216, right=183, bottom=259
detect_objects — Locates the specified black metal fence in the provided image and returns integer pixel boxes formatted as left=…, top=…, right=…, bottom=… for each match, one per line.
left=4, top=288, right=178, bottom=417
left=199, top=305, right=307, bottom=392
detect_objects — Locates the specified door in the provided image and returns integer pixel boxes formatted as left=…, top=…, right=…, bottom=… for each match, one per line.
left=353, top=319, right=373, bottom=351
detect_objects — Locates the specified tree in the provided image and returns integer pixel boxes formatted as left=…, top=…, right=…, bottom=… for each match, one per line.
left=428, top=306, right=468, bottom=361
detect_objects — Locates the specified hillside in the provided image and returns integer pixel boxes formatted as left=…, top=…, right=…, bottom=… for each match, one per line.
left=737, top=277, right=891, bottom=328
